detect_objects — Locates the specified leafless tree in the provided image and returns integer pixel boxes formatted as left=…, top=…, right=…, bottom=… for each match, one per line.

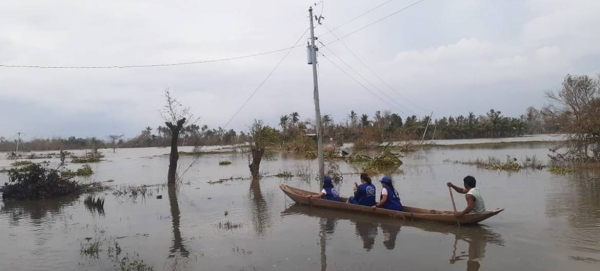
left=107, top=134, right=124, bottom=153
left=161, top=89, right=199, bottom=184
left=543, top=74, right=600, bottom=162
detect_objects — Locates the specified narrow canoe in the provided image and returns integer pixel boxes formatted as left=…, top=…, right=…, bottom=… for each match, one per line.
left=280, top=184, right=504, bottom=225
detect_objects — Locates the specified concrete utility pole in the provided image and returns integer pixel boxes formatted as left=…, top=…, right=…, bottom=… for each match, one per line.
left=308, top=6, right=325, bottom=181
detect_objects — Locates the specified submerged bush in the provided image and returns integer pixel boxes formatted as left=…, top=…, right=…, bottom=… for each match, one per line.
left=219, top=160, right=232, bottom=166
left=1, top=163, right=78, bottom=200
left=61, top=164, right=94, bottom=178
left=72, top=157, right=101, bottom=163
left=10, top=160, right=34, bottom=167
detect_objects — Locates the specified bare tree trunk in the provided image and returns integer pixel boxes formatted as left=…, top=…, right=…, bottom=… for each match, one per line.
left=167, top=118, right=186, bottom=184
left=249, top=147, right=265, bottom=180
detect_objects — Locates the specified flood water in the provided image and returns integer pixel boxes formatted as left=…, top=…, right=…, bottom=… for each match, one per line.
left=1, top=137, right=599, bottom=271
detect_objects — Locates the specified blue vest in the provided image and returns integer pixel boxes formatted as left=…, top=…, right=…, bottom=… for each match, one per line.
left=355, top=183, right=376, bottom=206
left=380, top=187, right=403, bottom=211
left=323, top=187, right=341, bottom=201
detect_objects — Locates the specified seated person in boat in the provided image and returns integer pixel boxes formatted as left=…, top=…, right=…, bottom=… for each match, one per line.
left=348, top=173, right=377, bottom=206
left=372, top=176, right=403, bottom=211
left=447, top=175, right=486, bottom=217
left=309, top=177, right=341, bottom=201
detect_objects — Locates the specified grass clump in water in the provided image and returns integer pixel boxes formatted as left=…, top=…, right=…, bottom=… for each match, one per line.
left=10, top=160, right=33, bottom=167
left=84, top=195, right=105, bottom=213
left=61, top=164, right=94, bottom=178
left=216, top=221, right=243, bottom=230
left=274, top=171, right=294, bottom=178
left=72, top=157, right=101, bottom=163
left=80, top=239, right=101, bottom=258
left=219, top=160, right=232, bottom=166
left=360, top=145, right=403, bottom=174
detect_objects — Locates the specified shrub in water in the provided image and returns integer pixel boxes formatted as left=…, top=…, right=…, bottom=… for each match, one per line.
left=1, top=164, right=79, bottom=200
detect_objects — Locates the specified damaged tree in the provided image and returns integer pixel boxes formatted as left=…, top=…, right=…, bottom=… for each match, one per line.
left=543, top=74, right=600, bottom=162
left=247, top=120, right=280, bottom=180
left=161, top=90, right=199, bottom=184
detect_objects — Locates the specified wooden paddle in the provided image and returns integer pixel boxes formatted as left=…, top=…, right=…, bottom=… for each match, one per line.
left=448, top=187, right=460, bottom=226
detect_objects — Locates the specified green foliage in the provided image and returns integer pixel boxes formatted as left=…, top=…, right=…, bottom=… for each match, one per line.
left=1, top=163, right=79, bottom=200
left=549, top=167, right=574, bottom=174
left=219, top=160, right=232, bottom=166
left=72, top=157, right=101, bottom=163
left=10, top=160, right=33, bottom=166
left=250, top=120, right=281, bottom=149
left=61, top=164, right=94, bottom=178
left=360, top=145, right=403, bottom=174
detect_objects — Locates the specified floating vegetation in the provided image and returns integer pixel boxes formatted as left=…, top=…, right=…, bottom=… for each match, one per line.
left=361, top=145, right=403, bottom=174
left=80, top=239, right=101, bottom=258
left=274, top=171, right=294, bottom=178
left=216, top=221, right=243, bottom=230
left=347, top=152, right=372, bottom=163
left=72, top=157, right=101, bottom=163
left=453, top=157, right=522, bottom=171
left=10, top=160, right=33, bottom=167
left=224, top=210, right=229, bottom=216
left=118, top=256, right=154, bottom=271
left=219, top=160, right=232, bottom=166
left=61, top=164, right=94, bottom=178
left=113, top=185, right=153, bottom=200
left=451, top=155, right=548, bottom=172
left=549, top=166, right=574, bottom=174
left=207, top=176, right=249, bottom=185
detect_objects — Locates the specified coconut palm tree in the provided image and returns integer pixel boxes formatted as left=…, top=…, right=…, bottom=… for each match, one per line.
left=279, top=115, right=289, bottom=132
left=360, top=114, right=370, bottom=128
left=291, top=112, right=300, bottom=126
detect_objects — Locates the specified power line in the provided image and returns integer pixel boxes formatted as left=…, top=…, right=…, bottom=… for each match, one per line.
left=322, top=0, right=427, bottom=46
left=322, top=23, right=431, bottom=114
left=319, top=0, right=400, bottom=37
left=0, top=45, right=304, bottom=69
left=319, top=52, right=405, bottom=113
left=319, top=44, right=408, bottom=115
left=176, top=28, right=309, bottom=181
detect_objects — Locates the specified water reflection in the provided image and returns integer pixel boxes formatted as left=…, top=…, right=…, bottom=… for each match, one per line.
left=168, top=183, right=189, bottom=258
left=0, top=195, right=78, bottom=226
left=355, top=221, right=378, bottom=251
left=380, top=223, right=400, bottom=250
left=249, top=178, right=271, bottom=235
left=545, top=169, right=600, bottom=256
left=282, top=204, right=504, bottom=271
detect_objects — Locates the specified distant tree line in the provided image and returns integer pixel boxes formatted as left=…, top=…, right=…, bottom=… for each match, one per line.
left=0, top=106, right=556, bottom=153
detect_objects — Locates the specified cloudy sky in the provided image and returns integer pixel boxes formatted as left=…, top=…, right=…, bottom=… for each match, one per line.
left=1, top=0, right=599, bottom=139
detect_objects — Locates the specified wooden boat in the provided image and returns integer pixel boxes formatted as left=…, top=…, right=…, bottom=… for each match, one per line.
left=280, top=184, right=504, bottom=225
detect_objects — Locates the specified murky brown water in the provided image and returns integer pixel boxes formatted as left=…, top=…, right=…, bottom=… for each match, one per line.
left=1, top=137, right=599, bottom=271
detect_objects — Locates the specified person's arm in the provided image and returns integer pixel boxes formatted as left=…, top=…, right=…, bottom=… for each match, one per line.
left=455, top=194, right=475, bottom=217
left=309, top=189, right=326, bottom=198
left=372, top=188, right=388, bottom=209
left=447, top=182, right=468, bottom=194
left=372, top=194, right=388, bottom=209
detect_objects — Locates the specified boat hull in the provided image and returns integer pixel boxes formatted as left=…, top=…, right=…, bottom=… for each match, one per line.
left=280, top=184, right=503, bottom=225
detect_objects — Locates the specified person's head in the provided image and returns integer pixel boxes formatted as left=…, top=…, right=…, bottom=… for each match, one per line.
left=463, top=175, right=476, bottom=189
left=360, top=173, right=372, bottom=184
left=380, top=176, right=392, bottom=187
left=323, top=177, right=334, bottom=188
